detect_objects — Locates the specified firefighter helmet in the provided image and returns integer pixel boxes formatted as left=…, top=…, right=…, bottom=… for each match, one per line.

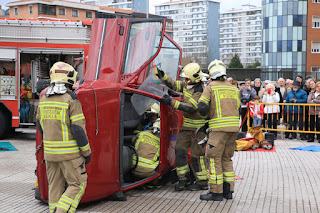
left=50, top=62, right=78, bottom=85
left=208, top=60, right=227, bottom=80
left=180, top=63, right=204, bottom=83
left=146, top=103, right=160, bottom=115
left=152, top=118, right=160, bottom=134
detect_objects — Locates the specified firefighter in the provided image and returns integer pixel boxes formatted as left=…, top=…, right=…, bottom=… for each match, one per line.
left=132, top=118, right=161, bottom=179
left=156, top=63, right=208, bottom=191
left=36, top=62, right=91, bottom=213
left=198, top=60, right=240, bottom=201
left=135, top=103, right=160, bottom=133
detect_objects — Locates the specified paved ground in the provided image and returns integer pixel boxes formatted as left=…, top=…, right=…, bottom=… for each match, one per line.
left=1, top=129, right=320, bottom=213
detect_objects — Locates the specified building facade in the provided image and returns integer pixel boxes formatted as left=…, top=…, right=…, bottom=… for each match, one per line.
left=6, top=0, right=156, bottom=20
left=261, top=0, right=308, bottom=79
left=155, top=0, right=220, bottom=68
left=307, top=0, right=320, bottom=77
left=81, top=0, right=148, bottom=12
left=220, top=5, right=262, bottom=67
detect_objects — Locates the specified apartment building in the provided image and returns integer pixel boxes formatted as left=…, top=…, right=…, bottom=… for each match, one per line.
left=6, top=0, right=144, bottom=20
left=261, top=0, right=308, bottom=79
left=307, top=0, right=320, bottom=77
left=81, top=0, right=148, bottom=12
left=220, top=5, right=262, bottom=67
left=155, top=0, right=220, bottom=67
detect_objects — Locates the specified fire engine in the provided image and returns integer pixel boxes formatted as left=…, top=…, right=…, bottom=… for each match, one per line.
left=36, top=18, right=183, bottom=202
left=0, top=18, right=91, bottom=138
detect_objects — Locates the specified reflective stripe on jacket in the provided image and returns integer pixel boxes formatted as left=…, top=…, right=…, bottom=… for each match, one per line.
left=199, top=81, right=240, bottom=132
left=133, top=131, right=160, bottom=173
left=36, top=92, right=91, bottom=161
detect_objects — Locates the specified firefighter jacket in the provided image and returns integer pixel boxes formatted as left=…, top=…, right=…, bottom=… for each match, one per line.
left=132, top=131, right=160, bottom=175
left=36, top=91, right=91, bottom=162
left=160, top=74, right=206, bottom=130
left=198, top=81, right=240, bottom=132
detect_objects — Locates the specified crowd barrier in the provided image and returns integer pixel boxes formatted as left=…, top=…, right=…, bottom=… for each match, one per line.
left=247, top=102, right=320, bottom=134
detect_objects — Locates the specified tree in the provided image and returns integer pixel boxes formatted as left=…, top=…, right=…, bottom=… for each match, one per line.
left=247, top=61, right=261, bottom=68
left=228, top=54, right=243, bottom=68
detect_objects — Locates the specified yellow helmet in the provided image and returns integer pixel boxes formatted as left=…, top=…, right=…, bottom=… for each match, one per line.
left=50, top=62, right=78, bottom=85
left=208, top=60, right=227, bottom=80
left=146, top=103, right=160, bottom=115
left=180, top=63, right=203, bottom=83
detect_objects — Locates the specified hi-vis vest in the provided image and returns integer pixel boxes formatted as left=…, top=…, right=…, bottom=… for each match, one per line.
left=161, top=74, right=206, bottom=130
left=36, top=92, right=91, bottom=162
left=133, top=131, right=160, bottom=174
left=199, top=81, right=240, bottom=132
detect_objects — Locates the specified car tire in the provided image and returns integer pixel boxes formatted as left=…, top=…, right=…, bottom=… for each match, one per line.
left=0, top=111, right=9, bottom=139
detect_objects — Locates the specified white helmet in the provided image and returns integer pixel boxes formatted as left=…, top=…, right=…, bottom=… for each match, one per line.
left=152, top=118, right=160, bottom=134
left=208, top=60, right=227, bottom=80
left=146, top=103, right=160, bottom=116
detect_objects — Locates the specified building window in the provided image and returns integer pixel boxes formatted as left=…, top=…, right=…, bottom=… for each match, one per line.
left=265, top=41, right=269, bottom=53
left=293, top=15, right=303, bottom=26
left=58, top=7, right=65, bottom=15
left=38, top=4, right=56, bottom=15
left=86, top=11, right=92, bottom=18
left=14, top=7, right=18, bottom=15
left=312, top=67, right=320, bottom=72
left=264, top=17, right=269, bottom=29
left=311, top=42, right=320, bottom=53
left=313, top=0, right=320, bottom=3
left=72, top=9, right=79, bottom=17
left=277, top=16, right=282, bottom=27
left=297, top=40, right=302, bottom=52
left=277, top=41, right=282, bottom=52
left=29, top=5, right=33, bottom=14
left=312, top=16, right=320, bottom=28
left=287, top=40, right=292, bottom=52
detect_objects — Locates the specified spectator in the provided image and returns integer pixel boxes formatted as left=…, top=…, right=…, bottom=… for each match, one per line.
left=232, top=80, right=238, bottom=88
left=262, top=83, right=280, bottom=138
left=307, top=81, right=320, bottom=143
left=253, top=78, right=265, bottom=99
left=310, top=80, right=316, bottom=93
left=285, top=78, right=293, bottom=87
left=263, top=80, right=271, bottom=89
left=296, top=75, right=304, bottom=89
left=278, top=78, right=286, bottom=97
left=240, top=79, right=257, bottom=132
left=304, top=78, right=312, bottom=95
left=285, top=80, right=308, bottom=140
left=227, top=77, right=233, bottom=84
left=249, top=96, right=264, bottom=128
left=274, top=81, right=283, bottom=121
left=283, top=86, right=293, bottom=125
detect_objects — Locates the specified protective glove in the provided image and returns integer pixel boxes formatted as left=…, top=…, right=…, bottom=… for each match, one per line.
left=155, top=67, right=165, bottom=79
left=160, top=94, right=172, bottom=105
left=84, top=154, right=91, bottom=165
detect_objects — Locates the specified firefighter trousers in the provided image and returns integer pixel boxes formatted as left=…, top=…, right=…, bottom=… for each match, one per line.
left=46, top=157, right=88, bottom=213
left=175, top=130, right=207, bottom=183
left=206, top=132, right=237, bottom=193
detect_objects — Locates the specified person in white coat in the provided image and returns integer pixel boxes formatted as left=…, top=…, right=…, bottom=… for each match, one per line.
left=262, top=83, right=280, bottom=138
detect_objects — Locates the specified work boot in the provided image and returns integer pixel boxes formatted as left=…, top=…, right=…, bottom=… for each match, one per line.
left=200, top=192, right=223, bottom=201
left=223, top=182, right=233, bottom=200
left=187, top=182, right=208, bottom=191
left=174, top=180, right=190, bottom=191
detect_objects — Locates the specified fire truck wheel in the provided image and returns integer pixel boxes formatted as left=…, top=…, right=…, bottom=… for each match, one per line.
left=0, top=111, right=9, bottom=139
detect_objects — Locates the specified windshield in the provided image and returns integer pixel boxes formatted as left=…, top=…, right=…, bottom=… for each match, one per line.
left=131, top=71, right=167, bottom=115
left=153, top=35, right=181, bottom=80
left=123, top=22, right=162, bottom=74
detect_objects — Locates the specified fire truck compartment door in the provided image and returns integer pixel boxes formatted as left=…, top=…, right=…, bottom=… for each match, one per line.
left=19, top=48, right=84, bottom=55
left=0, top=48, right=16, bottom=61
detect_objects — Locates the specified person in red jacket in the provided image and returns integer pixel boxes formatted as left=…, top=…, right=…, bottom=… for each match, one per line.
left=249, top=96, right=264, bottom=127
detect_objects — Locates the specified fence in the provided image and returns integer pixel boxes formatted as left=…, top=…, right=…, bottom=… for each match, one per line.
left=247, top=102, right=320, bottom=134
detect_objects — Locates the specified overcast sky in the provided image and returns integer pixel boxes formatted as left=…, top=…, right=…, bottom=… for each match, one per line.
left=1, top=0, right=262, bottom=12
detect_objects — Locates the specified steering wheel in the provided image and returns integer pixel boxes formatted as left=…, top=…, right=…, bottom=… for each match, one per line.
left=128, top=145, right=139, bottom=170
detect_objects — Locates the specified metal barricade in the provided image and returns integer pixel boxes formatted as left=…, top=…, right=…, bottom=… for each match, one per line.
left=247, top=102, right=320, bottom=134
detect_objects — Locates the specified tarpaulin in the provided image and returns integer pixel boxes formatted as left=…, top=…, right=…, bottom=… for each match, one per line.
left=291, top=145, right=320, bottom=152
left=0, top=142, right=18, bottom=151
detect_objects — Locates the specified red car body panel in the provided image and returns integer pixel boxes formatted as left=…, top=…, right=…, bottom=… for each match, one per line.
left=36, top=18, right=183, bottom=203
